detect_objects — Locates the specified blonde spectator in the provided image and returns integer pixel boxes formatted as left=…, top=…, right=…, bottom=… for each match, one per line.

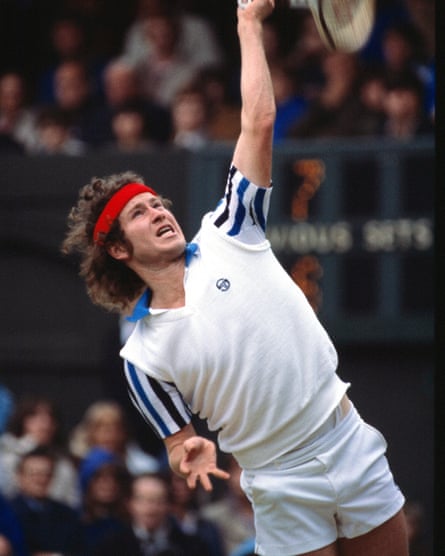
left=69, top=400, right=161, bottom=475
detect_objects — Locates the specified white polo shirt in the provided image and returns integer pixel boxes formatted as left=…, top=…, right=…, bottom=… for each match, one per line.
left=120, top=165, right=348, bottom=468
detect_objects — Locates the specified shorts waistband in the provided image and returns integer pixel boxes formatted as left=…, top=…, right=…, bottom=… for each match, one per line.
left=262, top=399, right=361, bottom=471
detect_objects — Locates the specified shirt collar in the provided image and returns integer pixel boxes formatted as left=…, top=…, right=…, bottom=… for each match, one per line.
left=126, top=242, right=199, bottom=323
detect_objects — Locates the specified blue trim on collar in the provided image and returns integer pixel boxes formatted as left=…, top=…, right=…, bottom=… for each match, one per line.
left=126, top=242, right=198, bottom=323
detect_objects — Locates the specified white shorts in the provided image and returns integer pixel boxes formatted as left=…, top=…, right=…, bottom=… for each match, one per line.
left=240, top=403, right=405, bottom=556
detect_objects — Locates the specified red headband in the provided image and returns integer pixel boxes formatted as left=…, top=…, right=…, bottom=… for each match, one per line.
left=93, top=182, right=157, bottom=245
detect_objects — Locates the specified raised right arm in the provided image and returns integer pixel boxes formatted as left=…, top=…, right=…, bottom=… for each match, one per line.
left=232, top=0, right=276, bottom=189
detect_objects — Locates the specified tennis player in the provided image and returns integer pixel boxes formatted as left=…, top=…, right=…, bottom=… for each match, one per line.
left=63, top=0, right=408, bottom=554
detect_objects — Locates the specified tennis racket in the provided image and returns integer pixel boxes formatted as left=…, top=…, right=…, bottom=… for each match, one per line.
left=238, top=0, right=376, bottom=53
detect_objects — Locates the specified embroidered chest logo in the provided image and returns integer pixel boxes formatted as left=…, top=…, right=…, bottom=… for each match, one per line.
left=216, top=278, right=231, bottom=292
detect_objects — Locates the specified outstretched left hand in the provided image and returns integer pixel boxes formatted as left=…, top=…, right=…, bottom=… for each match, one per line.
left=179, top=436, right=230, bottom=491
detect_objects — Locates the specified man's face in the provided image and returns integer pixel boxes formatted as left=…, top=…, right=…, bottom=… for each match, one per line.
left=129, top=476, right=169, bottom=532
left=116, top=193, right=186, bottom=269
left=17, top=456, right=53, bottom=499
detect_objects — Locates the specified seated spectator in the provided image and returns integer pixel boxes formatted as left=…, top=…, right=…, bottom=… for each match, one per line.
left=381, top=21, right=426, bottom=79
left=69, top=400, right=161, bottom=475
left=90, top=57, right=171, bottom=146
left=0, top=72, right=39, bottom=153
left=0, top=395, right=80, bottom=508
left=270, top=62, right=308, bottom=143
left=123, top=0, right=223, bottom=73
left=171, top=83, right=211, bottom=150
left=36, top=11, right=106, bottom=106
left=93, top=472, right=211, bottom=556
left=289, top=51, right=365, bottom=139
left=169, top=472, right=225, bottom=556
left=285, top=11, right=327, bottom=101
left=0, top=493, right=28, bottom=556
left=197, top=67, right=240, bottom=143
left=32, top=106, right=87, bottom=155
left=354, top=67, right=388, bottom=136
left=48, top=59, right=102, bottom=146
left=10, top=447, right=85, bottom=555
left=105, top=102, right=155, bottom=153
left=382, top=71, right=434, bottom=139
left=79, top=447, right=131, bottom=555
left=201, top=456, right=255, bottom=556
left=132, top=9, right=199, bottom=109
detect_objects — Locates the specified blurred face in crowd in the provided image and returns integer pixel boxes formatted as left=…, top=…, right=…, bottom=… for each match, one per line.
left=89, top=466, right=122, bottom=505
left=104, top=63, right=140, bottom=107
left=112, top=110, right=146, bottom=147
left=88, top=408, right=127, bottom=453
left=0, top=73, right=26, bottom=115
left=54, top=61, right=90, bottom=110
left=129, top=476, right=169, bottom=532
left=173, top=92, right=207, bottom=132
left=23, top=403, right=57, bottom=446
left=384, top=87, right=420, bottom=120
left=17, top=455, right=54, bottom=499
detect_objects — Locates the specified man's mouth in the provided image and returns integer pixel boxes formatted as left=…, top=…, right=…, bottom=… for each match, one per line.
left=157, top=225, right=174, bottom=237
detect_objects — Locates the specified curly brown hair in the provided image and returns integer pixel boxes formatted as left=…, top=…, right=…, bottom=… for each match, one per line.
left=61, top=171, right=171, bottom=314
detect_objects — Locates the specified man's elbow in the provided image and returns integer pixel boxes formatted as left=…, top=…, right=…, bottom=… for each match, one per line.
left=242, top=109, right=276, bottom=136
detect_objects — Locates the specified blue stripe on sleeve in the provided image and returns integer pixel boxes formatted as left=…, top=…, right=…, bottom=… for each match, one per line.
left=126, top=362, right=171, bottom=436
left=228, top=177, right=250, bottom=236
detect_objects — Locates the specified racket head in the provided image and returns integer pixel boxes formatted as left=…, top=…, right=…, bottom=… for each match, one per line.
left=308, top=0, right=376, bottom=52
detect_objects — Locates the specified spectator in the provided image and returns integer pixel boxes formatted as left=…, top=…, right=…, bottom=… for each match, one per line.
left=69, top=400, right=161, bottom=475
left=0, top=395, right=79, bottom=508
left=354, top=67, right=388, bottom=136
left=0, top=493, right=29, bottom=556
left=382, top=71, right=434, bottom=139
left=36, top=12, right=106, bottom=106
left=106, top=102, right=155, bottom=153
left=169, top=472, right=225, bottom=556
left=0, top=72, right=39, bottom=153
left=122, top=0, right=223, bottom=73
left=93, top=472, right=211, bottom=556
left=133, top=10, right=199, bottom=109
left=171, top=83, right=212, bottom=150
left=90, top=57, right=171, bottom=146
left=270, top=62, right=308, bottom=143
left=201, top=456, right=255, bottom=556
left=381, top=21, right=426, bottom=79
left=49, top=59, right=102, bottom=146
left=285, top=11, right=327, bottom=102
left=197, top=67, right=240, bottom=143
left=32, top=106, right=87, bottom=155
left=10, top=447, right=85, bottom=555
left=79, top=447, right=131, bottom=555
left=289, top=51, right=365, bottom=139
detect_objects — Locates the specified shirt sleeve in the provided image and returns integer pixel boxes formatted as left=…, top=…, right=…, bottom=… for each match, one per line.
left=209, top=164, right=273, bottom=244
left=124, top=360, right=192, bottom=439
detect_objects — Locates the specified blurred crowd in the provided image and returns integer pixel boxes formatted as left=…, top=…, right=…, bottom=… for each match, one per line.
left=0, top=0, right=435, bottom=156
left=0, top=387, right=432, bottom=556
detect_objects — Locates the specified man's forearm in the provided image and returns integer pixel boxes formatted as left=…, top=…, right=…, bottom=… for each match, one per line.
left=238, top=7, right=276, bottom=133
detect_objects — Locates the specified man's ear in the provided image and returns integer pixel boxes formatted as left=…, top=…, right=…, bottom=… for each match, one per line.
left=107, top=242, right=130, bottom=261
